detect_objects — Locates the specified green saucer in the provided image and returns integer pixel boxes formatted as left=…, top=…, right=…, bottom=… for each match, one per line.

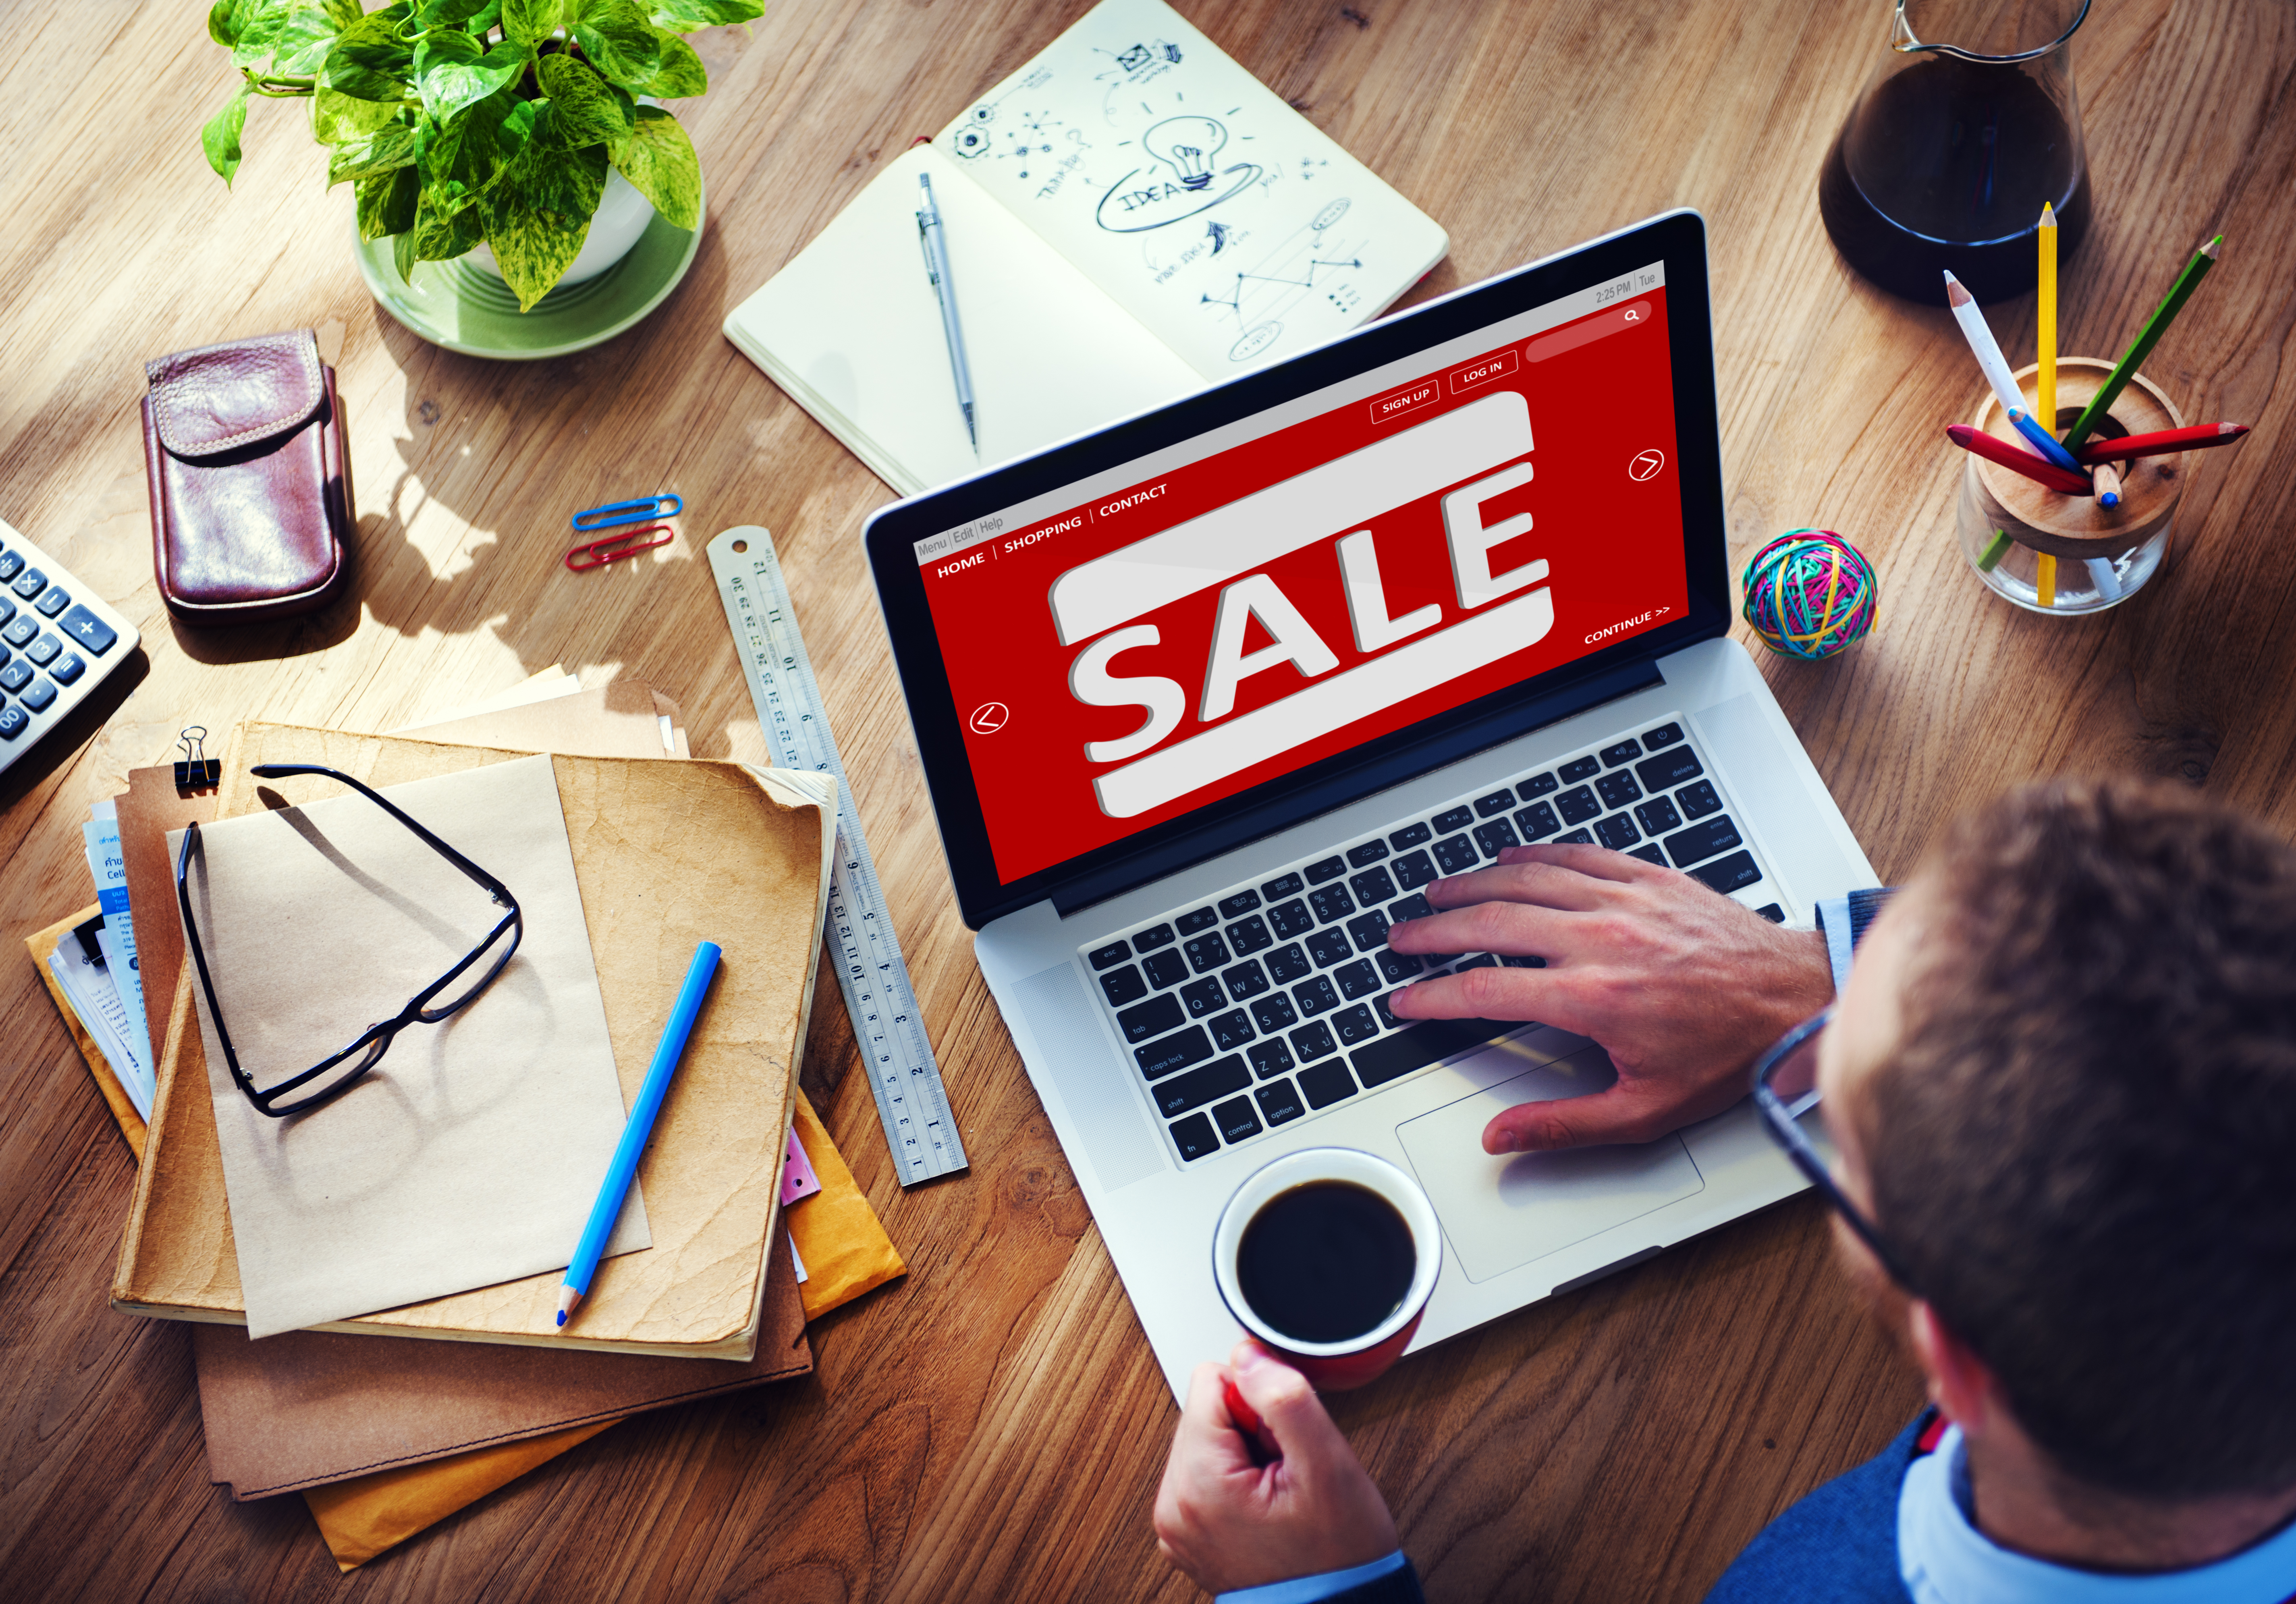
left=353, top=189, right=702, bottom=360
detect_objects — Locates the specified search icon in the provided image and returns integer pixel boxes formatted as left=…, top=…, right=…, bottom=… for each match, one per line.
left=1622, top=307, right=1644, bottom=323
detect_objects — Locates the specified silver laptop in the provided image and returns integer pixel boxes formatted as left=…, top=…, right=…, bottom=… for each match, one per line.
left=864, top=210, right=1875, bottom=1398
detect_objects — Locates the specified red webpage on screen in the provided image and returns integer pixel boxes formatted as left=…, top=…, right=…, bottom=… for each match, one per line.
left=924, top=290, right=1688, bottom=885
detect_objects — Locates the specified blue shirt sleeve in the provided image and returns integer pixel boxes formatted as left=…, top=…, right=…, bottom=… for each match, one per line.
left=1216, top=1549, right=1408, bottom=1604
left=1816, top=888, right=1895, bottom=995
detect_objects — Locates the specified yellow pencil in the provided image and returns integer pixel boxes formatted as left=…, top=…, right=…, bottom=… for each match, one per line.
left=2037, top=203, right=2058, bottom=432
left=2037, top=552, right=2057, bottom=608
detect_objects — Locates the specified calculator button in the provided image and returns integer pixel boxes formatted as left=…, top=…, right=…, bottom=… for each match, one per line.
left=58, top=605, right=117, bottom=656
left=1099, top=964, right=1148, bottom=1007
left=0, top=595, right=12, bottom=626
left=0, top=704, right=25, bottom=740
left=25, top=633, right=58, bottom=665
left=1558, top=756, right=1601, bottom=783
left=1599, top=739, right=1642, bottom=767
left=1177, top=906, right=1219, bottom=935
left=1088, top=940, right=1131, bottom=969
left=1171, top=1113, right=1219, bottom=1161
left=1248, top=1038, right=1297, bottom=1079
left=1116, top=993, right=1184, bottom=1043
left=1431, top=805, right=1474, bottom=834
left=9, top=568, right=44, bottom=600
left=0, top=658, right=29, bottom=692
left=2, top=614, right=35, bottom=648
left=1636, top=747, right=1704, bottom=792
left=1260, top=872, right=1304, bottom=901
left=1388, top=822, right=1432, bottom=850
left=1142, top=949, right=1190, bottom=989
left=34, top=586, right=69, bottom=618
left=19, top=677, right=56, bottom=712
left=1212, top=1095, right=1262, bottom=1144
left=1254, top=1079, right=1306, bottom=1126
left=0, top=550, right=19, bottom=582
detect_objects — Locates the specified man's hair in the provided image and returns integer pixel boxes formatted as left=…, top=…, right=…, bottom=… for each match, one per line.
left=1870, top=778, right=2296, bottom=1500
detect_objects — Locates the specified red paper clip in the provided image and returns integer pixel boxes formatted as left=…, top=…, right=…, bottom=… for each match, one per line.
left=564, top=525, right=673, bottom=572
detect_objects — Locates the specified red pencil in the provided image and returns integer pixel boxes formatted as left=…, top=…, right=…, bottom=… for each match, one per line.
left=2074, top=423, right=2249, bottom=465
left=1945, top=425, right=2094, bottom=495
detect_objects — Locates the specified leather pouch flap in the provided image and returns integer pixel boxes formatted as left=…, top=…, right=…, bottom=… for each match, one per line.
left=145, top=329, right=324, bottom=459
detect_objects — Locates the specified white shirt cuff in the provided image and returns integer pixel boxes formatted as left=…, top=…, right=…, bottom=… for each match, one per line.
left=1817, top=893, right=1855, bottom=996
left=1217, top=1549, right=1408, bottom=1604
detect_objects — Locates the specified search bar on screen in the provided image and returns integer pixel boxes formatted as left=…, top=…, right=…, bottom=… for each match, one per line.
left=1526, top=301, right=1652, bottom=363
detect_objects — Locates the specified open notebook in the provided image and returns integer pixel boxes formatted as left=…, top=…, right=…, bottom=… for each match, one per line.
left=724, top=0, right=1448, bottom=495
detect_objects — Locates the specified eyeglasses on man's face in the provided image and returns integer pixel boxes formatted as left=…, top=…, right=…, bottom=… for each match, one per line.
left=175, top=763, right=523, bottom=1118
left=1748, top=1006, right=1922, bottom=1293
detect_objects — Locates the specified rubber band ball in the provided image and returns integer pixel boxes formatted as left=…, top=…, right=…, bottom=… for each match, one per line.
left=1740, top=529, right=1877, bottom=660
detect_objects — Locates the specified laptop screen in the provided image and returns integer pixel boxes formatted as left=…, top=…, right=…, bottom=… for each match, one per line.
left=867, top=211, right=1730, bottom=927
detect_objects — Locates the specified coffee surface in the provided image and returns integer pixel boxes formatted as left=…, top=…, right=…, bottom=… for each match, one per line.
left=1236, top=1180, right=1415, bottom=1345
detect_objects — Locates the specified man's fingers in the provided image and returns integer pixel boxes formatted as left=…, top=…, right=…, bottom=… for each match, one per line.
left=1173, top=1361, right=1254, bottom=1473
left=1386, top=965, right=1567, bottom=1029
left=1495, top=841, right=1668, bottom=883
left=1483, top=1087, right=1667, bottom=1154
left=1422, top=856, right=1617, bottom=914
left=1228, top=1341, right=1354, bottom=1471
left=1387, top=898, right=1570, bottom=961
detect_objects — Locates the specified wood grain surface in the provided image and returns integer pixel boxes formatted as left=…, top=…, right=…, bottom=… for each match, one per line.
left=4, top=1, right=2290, bottom=1598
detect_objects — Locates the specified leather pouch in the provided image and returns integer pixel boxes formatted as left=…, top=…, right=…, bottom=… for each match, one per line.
left=142, top=328, right=352, bottom=624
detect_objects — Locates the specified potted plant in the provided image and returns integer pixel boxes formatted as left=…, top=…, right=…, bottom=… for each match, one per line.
left=200, top=1, right=763, bottom=311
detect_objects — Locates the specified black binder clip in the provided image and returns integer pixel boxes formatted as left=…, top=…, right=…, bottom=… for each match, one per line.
left=174, top=726, right=220, bottom=792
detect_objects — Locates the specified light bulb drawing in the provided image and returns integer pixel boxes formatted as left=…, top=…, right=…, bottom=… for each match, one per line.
left=1144, top=116, right=1226, bottom=190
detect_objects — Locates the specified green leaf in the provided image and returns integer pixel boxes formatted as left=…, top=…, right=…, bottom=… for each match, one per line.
left=648, top=0, right=762, bottom=28
left=326, top=121, right=420, bottom=186
left=201, top=84, right=252, bottom=185
left=477, top=139, right=608, bottom=309
left=355, top=163, right=421, bottom=239
left=235, top=4, right=340, bottom=77
left=631, top=29, right=705, bottom=97
left=322, top=0, right=364, bottom=25
left=413, top=31, right=532, bottom=119
left=499, top=0, right=562, bottom=45
left=570, top=0, right=660, bottom=88
left=413, top=0, right=491, bottom=26
left=324, top=12, right=417, bottom=101
left=412, top=188, right=486, bottom=260
left=419, top=91, right=538, bottom=210
left=208, top=0, right=259, bottom=49
left=312, top=84, right=405, bottom=142
left=393, top=225, right=420, bottom=283
left=536, top=53, right=633, bottom=148
left=610, top=104, right=697, bottom=228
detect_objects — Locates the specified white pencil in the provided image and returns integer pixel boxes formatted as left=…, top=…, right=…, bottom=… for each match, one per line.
left=1944, top=272, right=2028, bottom=419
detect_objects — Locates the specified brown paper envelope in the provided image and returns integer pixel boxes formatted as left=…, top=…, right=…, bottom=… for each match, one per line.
left=118, top=772, right=218, bottom=1074
left=197, top=1224, right=813, bottom=1500
left=113, top=727, right=836, bottom=1357
left=789, top=1089, right=907, bottom=1320
left=403, top=681, right=689, bottom=760
left=25, top=905, right=149, bottom=1160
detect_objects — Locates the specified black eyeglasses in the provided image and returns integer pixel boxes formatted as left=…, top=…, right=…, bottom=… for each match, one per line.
left=176, top=763, right=523, bottom=1118
left=1748, top=1007, right=1921, bottom=1292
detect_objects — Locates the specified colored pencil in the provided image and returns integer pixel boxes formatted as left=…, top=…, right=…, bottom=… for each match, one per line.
left=2091, top=461, right=2123, bottom=509
left=2086, top=557, right=2123, bottom=603
left=2074, top=422, right=2249, bottom=465
left=1945, top=271, right=2030, bottom=419
left=2008, top=407, right=2085, bottom=473
left=2061, top=236, right=2224, bottom=451
left=556, top=940, right=722, bottom=1327
left=2037, top=203, right=2058, bottom=432
left=1945, top=425, right=2094, bottom=495
left=2037, top=553, right=2057, bottom=608
left=1978, top=529, right=2015, bottom=573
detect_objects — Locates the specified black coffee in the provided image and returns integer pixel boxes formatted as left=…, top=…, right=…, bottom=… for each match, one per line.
left=1819, top=54, right=2090, bottom=303
left=1236, top=1180, right=1416, bottom=1345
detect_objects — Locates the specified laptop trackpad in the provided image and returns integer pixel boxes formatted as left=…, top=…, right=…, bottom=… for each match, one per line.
left=1396, top=1046, right=1705, bottom=1284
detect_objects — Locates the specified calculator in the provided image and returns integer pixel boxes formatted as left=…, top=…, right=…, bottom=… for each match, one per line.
left=0, top=515, right=140, bottom=778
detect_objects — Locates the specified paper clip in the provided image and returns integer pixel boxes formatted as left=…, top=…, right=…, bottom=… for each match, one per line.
left=571, top=494, right=682, bottom=531
left=565, top=525, right=674, bottom=573
left=174, top=726, right=220, bottom=791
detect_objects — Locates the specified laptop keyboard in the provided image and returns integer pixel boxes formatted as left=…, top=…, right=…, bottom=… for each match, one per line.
left=1079, top=718, right=1785, bottom=1167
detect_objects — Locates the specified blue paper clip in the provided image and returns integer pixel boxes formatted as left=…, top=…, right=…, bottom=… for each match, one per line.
left=565, top=525, right=674, bottom=573
left=571, top=494, right=682, bottom=531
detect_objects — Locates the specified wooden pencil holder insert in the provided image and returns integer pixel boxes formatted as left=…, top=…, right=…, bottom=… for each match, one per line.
left=1954, top=356, right=2187, bottom=614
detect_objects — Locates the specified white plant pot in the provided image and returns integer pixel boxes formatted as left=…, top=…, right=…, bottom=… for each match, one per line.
left=466, top=165, right=657, bottom=291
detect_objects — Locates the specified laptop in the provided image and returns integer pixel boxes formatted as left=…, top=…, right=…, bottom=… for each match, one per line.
left=862, top=210, right=1876, bottom=1398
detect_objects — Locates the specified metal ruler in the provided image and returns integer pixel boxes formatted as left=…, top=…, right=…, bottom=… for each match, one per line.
left=706, top=526, right=966, bottom=1185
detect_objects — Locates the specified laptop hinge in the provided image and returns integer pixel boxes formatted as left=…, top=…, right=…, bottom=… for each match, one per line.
left=1046, top=655, right=1667, bottom=922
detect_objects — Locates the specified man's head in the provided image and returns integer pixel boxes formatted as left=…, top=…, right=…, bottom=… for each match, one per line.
left=1819, top=778, right=2296, bottom=1503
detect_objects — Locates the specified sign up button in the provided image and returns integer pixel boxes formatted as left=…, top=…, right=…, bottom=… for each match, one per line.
left=1368, top=378, right=1441, bottom=426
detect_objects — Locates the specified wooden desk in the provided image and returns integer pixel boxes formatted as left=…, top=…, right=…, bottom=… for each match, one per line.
left=3, top=1, right=2288, bottom=1597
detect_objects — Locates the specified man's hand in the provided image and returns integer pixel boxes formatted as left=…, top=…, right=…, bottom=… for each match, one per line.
left=1153, top=1341, right=1398, bottom=1594
left=1387, top=842, right=1832, bottom=1154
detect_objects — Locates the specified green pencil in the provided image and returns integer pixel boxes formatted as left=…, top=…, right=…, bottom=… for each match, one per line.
left=2061, top=236, right=2223, bottom=451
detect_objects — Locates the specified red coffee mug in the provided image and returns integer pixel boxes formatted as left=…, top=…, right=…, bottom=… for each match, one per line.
left=1211, top=1148, right=1443, bottom=1391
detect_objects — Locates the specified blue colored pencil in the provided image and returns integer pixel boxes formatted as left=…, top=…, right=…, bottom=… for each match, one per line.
left=556, top=941, right=722, bottom=1327
left=2007, top=407, right=2084, bottom=474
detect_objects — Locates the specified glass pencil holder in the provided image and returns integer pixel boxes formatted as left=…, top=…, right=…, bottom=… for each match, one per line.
left=1956, top=355, right=2186, bottom=615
